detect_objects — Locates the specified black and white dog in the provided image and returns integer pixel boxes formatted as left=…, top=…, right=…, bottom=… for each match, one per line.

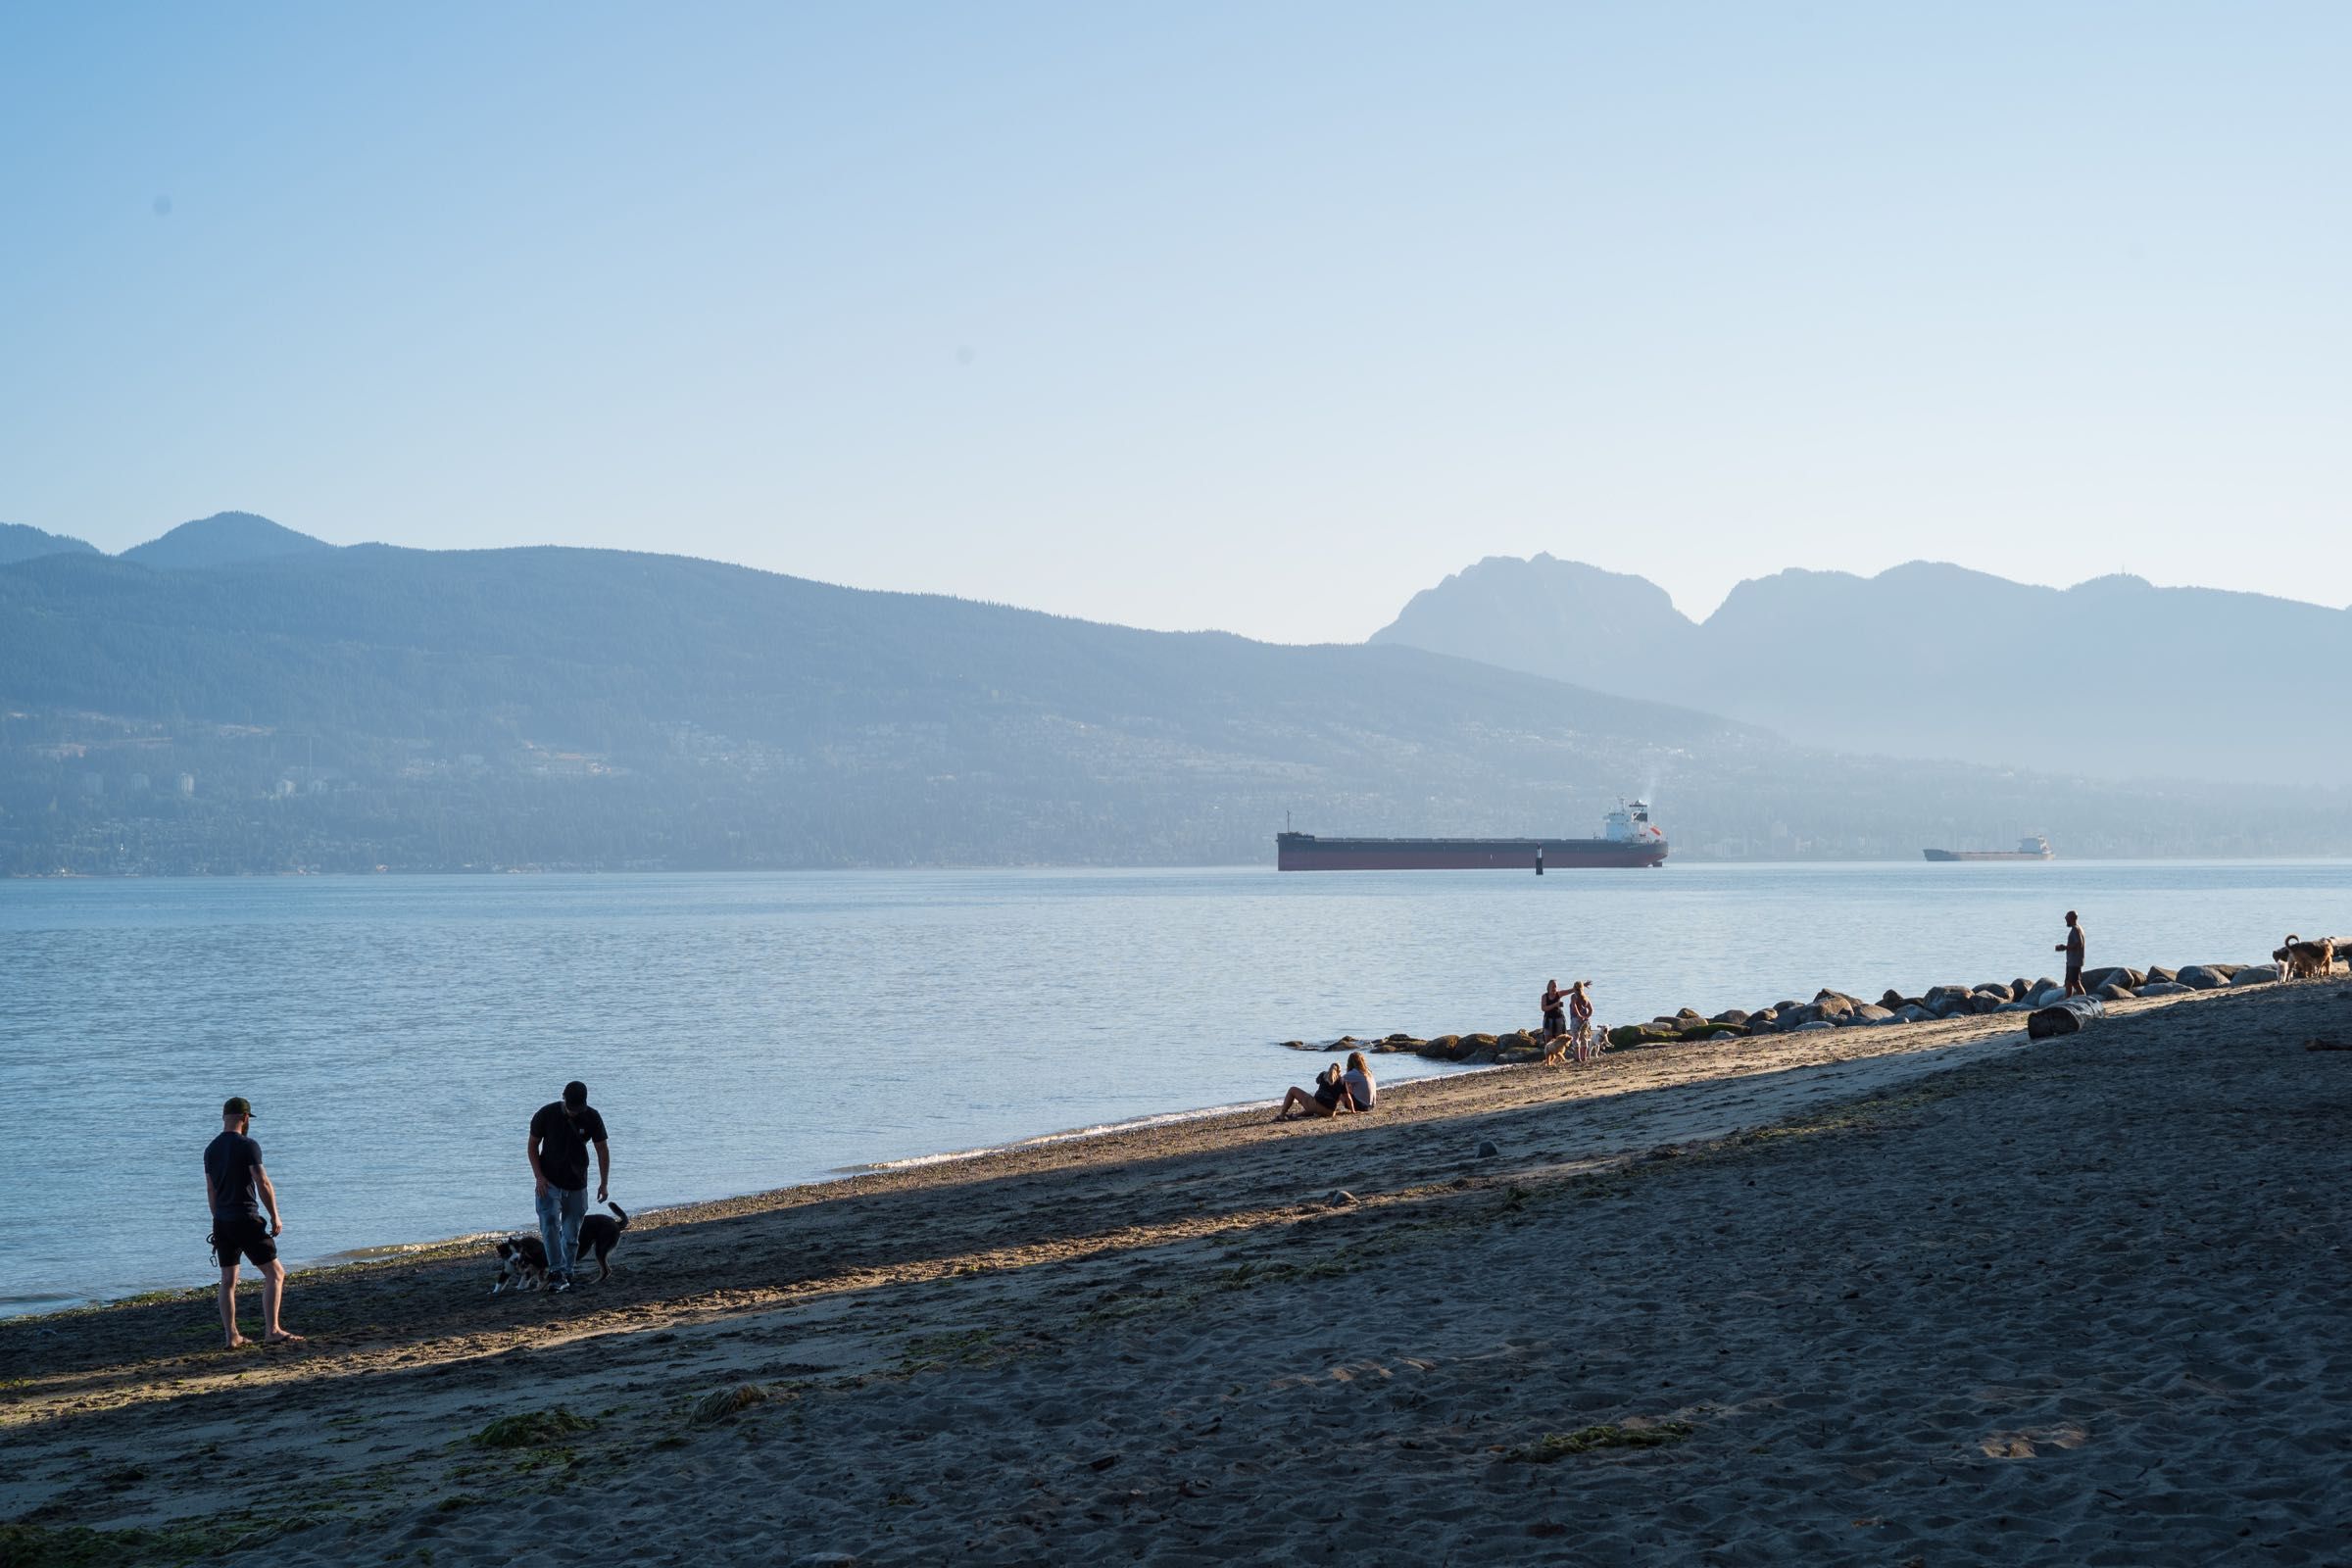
left=490, top=1201, right=631, bottom=1293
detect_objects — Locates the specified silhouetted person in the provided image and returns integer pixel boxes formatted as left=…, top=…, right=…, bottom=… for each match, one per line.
left=527, top=1080, right=611, bottom=1293
left=1541, top=978, right=1567, bottom=1042
left=204, top=1096, right=301, bottom=1348
left=2057, top=910, right=2087, bottom=997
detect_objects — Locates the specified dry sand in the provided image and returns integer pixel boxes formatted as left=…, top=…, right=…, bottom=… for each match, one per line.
left=6, top=981, right=2352, bottom=1564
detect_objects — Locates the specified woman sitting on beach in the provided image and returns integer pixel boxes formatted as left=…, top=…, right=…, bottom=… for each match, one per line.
left=1275, top=1061, right=1357, bottom=1122
left=1342, top=1051, right=1376, bottom=1112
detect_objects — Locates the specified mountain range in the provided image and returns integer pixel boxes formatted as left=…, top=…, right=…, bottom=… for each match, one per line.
left=1372, top=555, right=2352, bottom=787
left=3, top=514, right=2346, bottom=871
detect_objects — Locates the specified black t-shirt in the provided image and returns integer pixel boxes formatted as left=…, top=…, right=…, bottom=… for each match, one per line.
left=205, top=1131, right=265, bottom=1221
left=529, top=1102, right=610, bottom=1191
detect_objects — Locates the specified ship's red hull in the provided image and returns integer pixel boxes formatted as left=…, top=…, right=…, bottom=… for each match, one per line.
left=1277, top=834, right=1666, bottom=871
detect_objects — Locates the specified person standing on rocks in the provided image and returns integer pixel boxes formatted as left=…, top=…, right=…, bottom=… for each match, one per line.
left=2057, top=911, right=2087, bottom=997
left=204, top=1096, right=302, bottom=1348
left=527, top=1080, right=611, bottom=1294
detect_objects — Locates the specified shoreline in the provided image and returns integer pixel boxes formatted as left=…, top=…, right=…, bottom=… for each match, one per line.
left=12, top=1091, right=1317, bottom=1321
left=10, top=940, right=2324, bottom=1324
left=8, top=978, right=2350, bottom=1563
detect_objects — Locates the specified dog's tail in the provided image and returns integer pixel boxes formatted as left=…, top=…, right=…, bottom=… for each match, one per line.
left=607, top=1200, right=630, bottom=1231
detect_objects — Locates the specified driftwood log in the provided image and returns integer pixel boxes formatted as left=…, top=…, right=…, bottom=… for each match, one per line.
left=2028, top=996, right=2105, bottom=1039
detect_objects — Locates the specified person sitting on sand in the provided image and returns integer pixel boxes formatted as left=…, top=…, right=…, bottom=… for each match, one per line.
left=1541, top=978, right=1568, bottom=1043
left=1274, top=1062, right=1356, bottom=1121
left=1342, top=1051, right=1377, bottom=1112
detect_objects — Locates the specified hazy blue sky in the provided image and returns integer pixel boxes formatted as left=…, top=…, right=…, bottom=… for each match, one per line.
left=4, top=4, right=2346, bottom=640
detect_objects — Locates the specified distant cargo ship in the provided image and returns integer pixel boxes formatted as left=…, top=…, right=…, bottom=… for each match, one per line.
left=1278, top=802, right=1668, bottom=871
left=1923, top=834, right=2054, bottom=862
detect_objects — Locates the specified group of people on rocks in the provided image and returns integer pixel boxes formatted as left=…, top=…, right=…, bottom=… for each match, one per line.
left=203, top=1079, right=614, bottom=1348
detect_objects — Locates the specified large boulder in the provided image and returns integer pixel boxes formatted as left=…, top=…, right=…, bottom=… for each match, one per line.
left=1746, top=1008, right=1781, bottom=1032
left=1923, top=985, right=1972, bottom=1012
left=2031, top=987, right=2066, bottom=1008
left=2178, top=965, right=2230, bottom=990
left=2031, top=976, right=2061, bottom=998
left=2082, top=966, right=2146, bottom=992
left=1419, top=1035, right=1461, bottom=1058
left=1997, top=1001, right=2035, bottom=1013
left=1850, top=1004, right=1895, bottom=1024
left=2010, top=977, right=2036, bottom=1001
left=1794, top=1019, right=1836, bottom=1033
left=1711, top=1008, right=1751, bottom=1026
left=2095, top=982, right=2137, bottom=1003
left=1974, top=981, right=2016, bottom=1003
left=2137, top=981, right=2191, bottom=998
left=2231, top=965, right=2281, bottom=986
left=1966, top=992, right=2006, bottom=1014
left=1811, top=992, right=1857, bottom=1022
left=1879, top=989, right=1907, bottom=1010
left=2144, top=965, right=2179, bottom=986
left=1895, top=1004, right=1934, bottom=1023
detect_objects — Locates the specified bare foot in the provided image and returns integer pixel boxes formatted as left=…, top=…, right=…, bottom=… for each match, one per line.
left=265, top=1329, right=306, bottom=1345
left=223, top=1334, right=249, bottom=1349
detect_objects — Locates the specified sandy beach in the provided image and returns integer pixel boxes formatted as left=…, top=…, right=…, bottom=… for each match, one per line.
left=6, top=979, right=2351, bottom=1564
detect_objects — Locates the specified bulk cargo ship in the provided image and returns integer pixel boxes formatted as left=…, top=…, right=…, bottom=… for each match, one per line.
left=1923, top=834, right=2054, bottom=862
left=1277, top=802, right=1668, bottom=871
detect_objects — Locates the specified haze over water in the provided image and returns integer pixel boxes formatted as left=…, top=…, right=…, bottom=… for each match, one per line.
left=4, top=859, right=2345, bottom=1314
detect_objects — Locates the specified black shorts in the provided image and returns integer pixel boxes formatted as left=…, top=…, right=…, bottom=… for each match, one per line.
left=213, top=1215, right=277, bottom=1268
left=1313, top=1084, right=1342, bottom=1109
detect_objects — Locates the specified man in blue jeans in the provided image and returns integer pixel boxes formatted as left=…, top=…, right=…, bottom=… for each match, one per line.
left=526, top=1080, right=611, bottom=1294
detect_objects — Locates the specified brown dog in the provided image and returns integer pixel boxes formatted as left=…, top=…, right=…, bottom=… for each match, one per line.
left=2275, top=935, right=2337, bottom=980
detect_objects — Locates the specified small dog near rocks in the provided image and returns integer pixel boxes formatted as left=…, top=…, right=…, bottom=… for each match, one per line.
left=2275, top=935, right=2338, bottom=981
left=490, top=1201, right=631, bottom=1293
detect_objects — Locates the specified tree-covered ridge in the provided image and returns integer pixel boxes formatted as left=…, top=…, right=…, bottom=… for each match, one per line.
left=3, top=543, right=2345, bottom=872
left=0, top=521, right=98, bottom=566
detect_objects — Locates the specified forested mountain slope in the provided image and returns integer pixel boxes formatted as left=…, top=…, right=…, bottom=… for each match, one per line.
left=5, top=534, right=2343, bottom=870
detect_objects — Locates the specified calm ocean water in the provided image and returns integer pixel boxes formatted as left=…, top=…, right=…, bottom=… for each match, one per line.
left=3, top=861, right=2346, bottom=1314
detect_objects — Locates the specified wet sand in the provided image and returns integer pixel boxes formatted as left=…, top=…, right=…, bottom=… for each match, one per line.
left=5, top=980, right=2351, bottom=1564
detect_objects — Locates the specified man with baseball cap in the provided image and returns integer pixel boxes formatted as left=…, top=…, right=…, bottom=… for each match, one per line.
left=526, top=1080, right=610, bottom=1294
left=204, top=1097, right=301, bottom=1348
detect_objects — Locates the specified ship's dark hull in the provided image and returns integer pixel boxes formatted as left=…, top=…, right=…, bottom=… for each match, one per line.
left=1277, top=834, right=1666, bottom=871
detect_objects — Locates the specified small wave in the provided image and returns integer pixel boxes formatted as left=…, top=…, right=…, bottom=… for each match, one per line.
left=305, top=1232, right=508, bottom=1268
left=832, top=1100, right=1275, bottom=1175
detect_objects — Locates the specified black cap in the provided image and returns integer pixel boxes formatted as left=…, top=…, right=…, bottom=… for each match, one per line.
left=222, top=1096, right=254, bottom=1118
left=562, top=1080, right=588, bottom=1109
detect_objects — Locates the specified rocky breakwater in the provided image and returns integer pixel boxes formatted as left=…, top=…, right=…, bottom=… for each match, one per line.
left=1281, top=1031, right=1554, bottom=1066
left=1282, top=942, right=2344, bottom=1064
left=1613, top=949, right=2327, bottom=1049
